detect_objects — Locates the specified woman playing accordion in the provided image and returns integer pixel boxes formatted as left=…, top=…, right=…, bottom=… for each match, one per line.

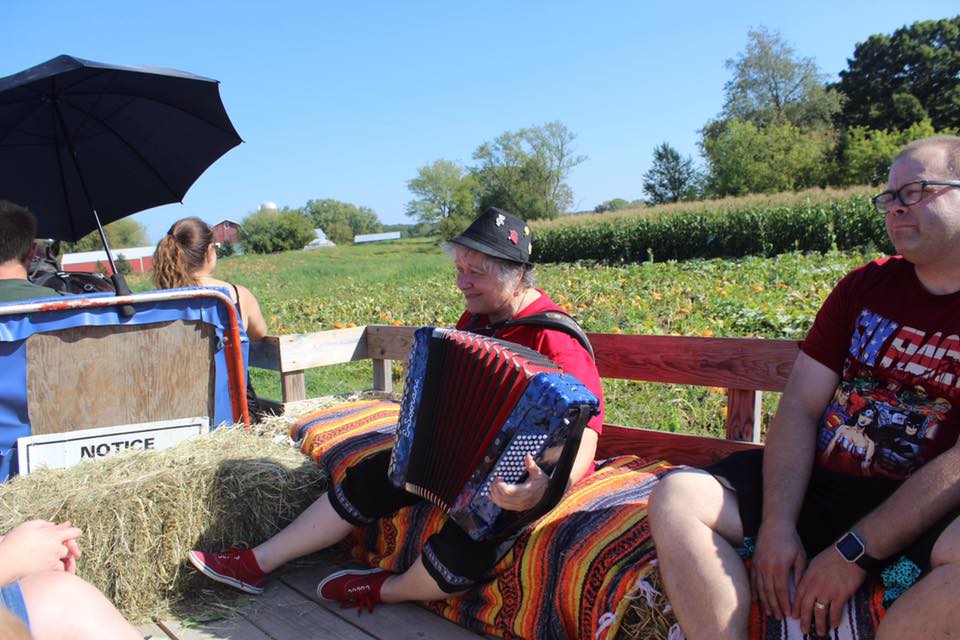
left=188, top=207, right=605, bottom=610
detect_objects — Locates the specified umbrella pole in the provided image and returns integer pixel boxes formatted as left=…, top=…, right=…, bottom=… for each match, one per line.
left=52, top=99, right=134, bottom=314
left=92, top=212, right=134, bottom=298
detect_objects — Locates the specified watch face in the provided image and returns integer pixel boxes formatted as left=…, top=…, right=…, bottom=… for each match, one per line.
left=836, top=532, right=865, bottom=562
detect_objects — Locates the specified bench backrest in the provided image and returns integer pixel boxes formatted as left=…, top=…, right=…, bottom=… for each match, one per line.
left=252, top=325, right=802, bottom=465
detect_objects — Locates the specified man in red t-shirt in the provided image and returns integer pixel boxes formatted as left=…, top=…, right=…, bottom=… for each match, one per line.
left=650, top=135, right=960, bottom=639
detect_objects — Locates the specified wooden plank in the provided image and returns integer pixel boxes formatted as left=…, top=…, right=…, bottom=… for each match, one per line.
left=235, top=580, right=375, bottom=640
left=364, top=325, right=416, bottom=362
left=277, top=327, right=368, bottom=371
left=280, top=562, right=486, bottom=639
left=589, top=334, right=800, bottom=391
left=257, top=329, right=799, bottom=395
left=249, top=336, right=281, bottom=371
left=155, top=613, right=271, bottom=640
left=26, top=320, right=215, bottom=434
left=137, top=621, right=171, bottom=638
left=726, top=389, right=763, bottom=443
left=596, top=424, right=760, bottom=467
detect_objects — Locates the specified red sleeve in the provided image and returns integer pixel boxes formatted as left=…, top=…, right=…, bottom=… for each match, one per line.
left=525, top=329, right=605, bottom=435
left=800, top=271, right=857, bottom=375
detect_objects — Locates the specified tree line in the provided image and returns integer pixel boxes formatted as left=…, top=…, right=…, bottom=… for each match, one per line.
left=638, top=18, right=958, bottom=207
left=234, top=120, right=586, bottom=253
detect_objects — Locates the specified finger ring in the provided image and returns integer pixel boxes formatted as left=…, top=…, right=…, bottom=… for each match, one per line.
left=814, top=601, right=826, bottom=610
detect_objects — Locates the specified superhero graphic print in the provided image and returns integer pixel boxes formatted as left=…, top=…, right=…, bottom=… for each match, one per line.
left=816, top=308, right=960, bottom=479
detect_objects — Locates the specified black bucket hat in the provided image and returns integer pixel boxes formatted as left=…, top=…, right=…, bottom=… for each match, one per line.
left=450, top=207, right=534, bottom=267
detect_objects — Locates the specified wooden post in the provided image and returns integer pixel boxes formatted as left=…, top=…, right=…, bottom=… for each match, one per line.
left=281, top=370, right=307, bottom=403
left=725, top=388, right=763, bottom=443
left=372, top=358, right=392, bottom=393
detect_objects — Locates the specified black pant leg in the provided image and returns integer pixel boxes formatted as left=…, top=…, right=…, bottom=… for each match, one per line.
left=421, top=518, right=521, bottom=593
left=329, top=449, right=422, bottom=525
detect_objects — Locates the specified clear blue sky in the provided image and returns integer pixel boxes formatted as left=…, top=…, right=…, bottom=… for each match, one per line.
left=3, top=1, right=954, bottom=243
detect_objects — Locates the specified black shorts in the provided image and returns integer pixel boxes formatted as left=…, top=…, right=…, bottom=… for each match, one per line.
left=705, top=449, right=956, bottom=572
left=328, top=449, right=518, bottom=593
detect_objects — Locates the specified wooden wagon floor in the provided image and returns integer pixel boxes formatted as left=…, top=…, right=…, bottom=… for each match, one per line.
left=137, top=551, right=488, bottom=640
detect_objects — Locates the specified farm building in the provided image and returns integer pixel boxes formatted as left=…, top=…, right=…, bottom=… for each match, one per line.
left=304, top=228, right=335, bottom=250
left=211, top=220, right=242, bottom=245
left=354, top=231, right=400, bottom=243
left=61, top=246, right=155, bottom=275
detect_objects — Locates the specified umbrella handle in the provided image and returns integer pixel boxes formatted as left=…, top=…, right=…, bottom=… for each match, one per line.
left=111, top=273, right=136, bottom=318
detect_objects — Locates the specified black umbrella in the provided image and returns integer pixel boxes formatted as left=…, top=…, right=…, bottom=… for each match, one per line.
left=0, top=54, right=242, bottom=295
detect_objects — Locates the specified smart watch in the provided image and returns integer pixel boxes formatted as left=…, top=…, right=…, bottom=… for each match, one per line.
left=835, top=531, right=882, bottom=571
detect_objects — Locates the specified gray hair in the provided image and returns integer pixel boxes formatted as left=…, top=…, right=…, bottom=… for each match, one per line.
left=442, top=242, right=537, bottom=290
left=895, top=135, right=960, bottom=179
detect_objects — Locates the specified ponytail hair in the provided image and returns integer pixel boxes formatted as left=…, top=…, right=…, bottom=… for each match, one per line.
left=152, top=217, right=214, bottom=289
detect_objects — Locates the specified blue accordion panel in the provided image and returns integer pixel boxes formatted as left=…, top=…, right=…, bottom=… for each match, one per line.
left=388, top=326, right=599, bottom=540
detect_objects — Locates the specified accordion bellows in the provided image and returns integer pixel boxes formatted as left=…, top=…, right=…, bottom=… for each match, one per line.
left=388, top=327, right=599, bottom=540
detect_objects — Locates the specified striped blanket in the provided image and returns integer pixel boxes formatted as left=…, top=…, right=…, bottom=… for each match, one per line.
left=292, top=400, right=891, bottom=639
left=292, top=400, right=670, bottom=640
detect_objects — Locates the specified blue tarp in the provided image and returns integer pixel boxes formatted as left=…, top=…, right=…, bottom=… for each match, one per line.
left=0, top=287, right=248, bottom=480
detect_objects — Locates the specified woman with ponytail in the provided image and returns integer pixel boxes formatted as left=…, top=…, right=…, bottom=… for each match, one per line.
left=154, top=217, right=267, bottom=339
left=153, top=217, right=268, bottom=417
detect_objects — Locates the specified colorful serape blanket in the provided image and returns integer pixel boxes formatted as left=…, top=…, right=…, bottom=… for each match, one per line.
left=291, top=399, right=671, bottom=640
left=745, top=579, right=885, bottom=640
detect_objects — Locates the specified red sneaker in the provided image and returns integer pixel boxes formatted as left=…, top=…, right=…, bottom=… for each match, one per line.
left=317, top=568, right=393, bottom=613
left=187, top=548, right=267, bottom=595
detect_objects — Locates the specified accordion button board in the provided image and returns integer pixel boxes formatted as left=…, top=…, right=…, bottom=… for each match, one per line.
left=388, top=327, right=599, bottom=540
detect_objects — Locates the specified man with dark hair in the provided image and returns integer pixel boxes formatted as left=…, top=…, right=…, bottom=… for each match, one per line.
left=0, top=201, right=61, bottom=302
left=650, top=135, right=960, bottom=639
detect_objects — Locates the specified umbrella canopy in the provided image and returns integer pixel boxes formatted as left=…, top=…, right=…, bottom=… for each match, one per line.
left=0, top=55, right=242, bottom=241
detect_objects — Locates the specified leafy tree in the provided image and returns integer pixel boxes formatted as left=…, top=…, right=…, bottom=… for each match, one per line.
left=406, top=160, right=478, bottom=224
left=382, top=222, right=436, bottom=238
left=114, top=254, right=132, bottom=275
left=594, top=198, right=632, bottom=213
left=699, top=28, right=843, bottom=197
left=721, top=26, right=842, bottom=130
left=471, top=121, right=586, bottom=220
left=701, top=119, right=833, bottom=196
left=833, top=119, right=956, bottom=186
left=240, top=207, right=315, bottom=254
left=303, top=199, right=382, bottom=244
left=837, top=17, right=960, bottom=131
left=642, top=143, right=702, bottom=204
left=438, top=213, right=475, bottom=240
left=63, top=218, right=149, bottom=252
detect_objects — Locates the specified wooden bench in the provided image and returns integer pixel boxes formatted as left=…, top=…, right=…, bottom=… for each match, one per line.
left=250, top=325, right=802, bottom=464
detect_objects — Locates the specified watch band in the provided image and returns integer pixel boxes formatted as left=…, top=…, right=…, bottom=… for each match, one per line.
left=854, top=551, right=882, bottom=572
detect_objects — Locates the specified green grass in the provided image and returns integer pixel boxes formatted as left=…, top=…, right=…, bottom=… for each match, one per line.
left=130, top=238, right=881, bottom=437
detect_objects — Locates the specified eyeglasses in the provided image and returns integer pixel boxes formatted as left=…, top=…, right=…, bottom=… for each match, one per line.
left=872, top=180, right=960, bottom=214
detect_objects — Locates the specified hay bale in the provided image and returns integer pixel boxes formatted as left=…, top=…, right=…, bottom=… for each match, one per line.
left=617, top=564, right=680, bottom=639
left=0, top=412, right=329, bottom=623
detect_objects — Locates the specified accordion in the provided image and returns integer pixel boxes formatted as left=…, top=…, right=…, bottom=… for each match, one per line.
left=388, top=327, right=600, bottom=540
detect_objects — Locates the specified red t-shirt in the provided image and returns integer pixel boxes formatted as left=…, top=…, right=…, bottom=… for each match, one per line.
left=802, top=256, right=960, bottom=479
left=456, top=289, right=605, bottom=435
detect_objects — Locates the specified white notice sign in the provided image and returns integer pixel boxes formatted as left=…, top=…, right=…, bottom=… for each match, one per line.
left=17, top=417, right=210, bottom=475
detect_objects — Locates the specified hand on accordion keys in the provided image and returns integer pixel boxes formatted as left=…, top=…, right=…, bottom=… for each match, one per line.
left=488, top=454, right=549, bottom=512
